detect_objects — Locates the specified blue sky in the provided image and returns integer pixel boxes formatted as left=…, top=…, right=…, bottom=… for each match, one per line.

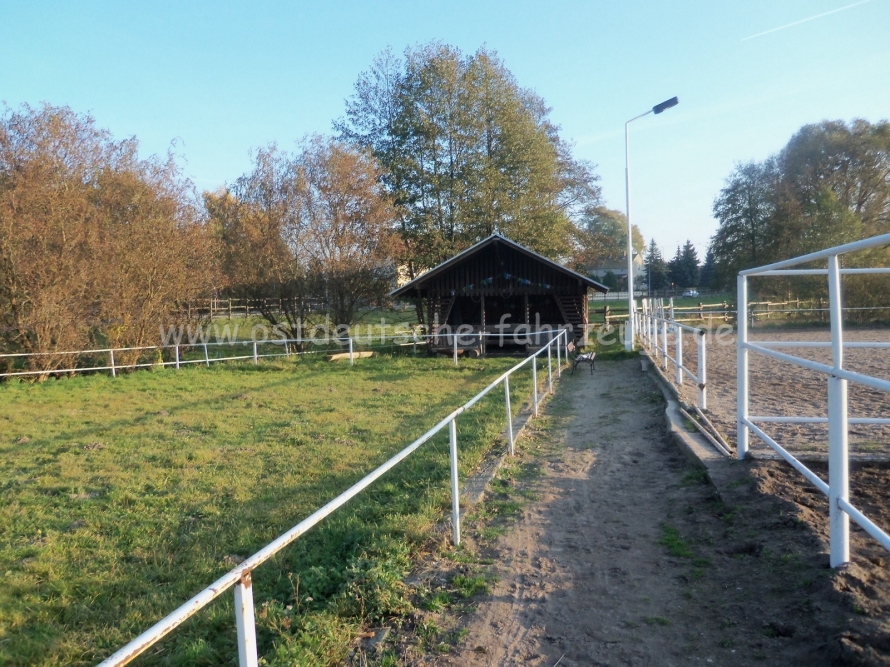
left=2, top=0, right=888, bottom=257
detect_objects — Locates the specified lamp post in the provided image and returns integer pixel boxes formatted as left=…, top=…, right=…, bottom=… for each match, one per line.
left=624, top=96, right=679, bottom=350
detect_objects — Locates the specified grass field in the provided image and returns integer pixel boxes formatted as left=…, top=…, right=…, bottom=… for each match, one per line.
left=0, top=352, right=535, bottom=666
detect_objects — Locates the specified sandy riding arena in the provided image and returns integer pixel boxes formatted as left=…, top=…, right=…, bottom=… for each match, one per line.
left=670, top=327, right=890, bottom=458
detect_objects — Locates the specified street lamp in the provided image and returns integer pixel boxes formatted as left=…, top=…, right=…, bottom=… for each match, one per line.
left=624, top=96, right=678, bottom=350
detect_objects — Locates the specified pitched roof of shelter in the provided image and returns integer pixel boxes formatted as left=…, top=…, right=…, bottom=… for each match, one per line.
left=390, top=233, right=609, bottom=297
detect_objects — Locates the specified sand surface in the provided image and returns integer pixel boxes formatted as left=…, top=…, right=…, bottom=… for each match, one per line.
left=423, top=359, right=886, bottom=666
left=662, top=327, right=890, bottom=456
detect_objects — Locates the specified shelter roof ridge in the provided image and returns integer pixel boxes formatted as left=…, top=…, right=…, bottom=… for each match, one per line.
left=390, top=233, right=608, bottom=297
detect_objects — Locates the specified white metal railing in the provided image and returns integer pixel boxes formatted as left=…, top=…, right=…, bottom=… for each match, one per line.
left=0, top=328, right=571, bottom=380
left=637, top=297, right=708, bottom=409
left=738, top=233, right=890, bottom=568
left=0, top=339, right=323, bottom=378
left=95, top=329, right=571, bottom=667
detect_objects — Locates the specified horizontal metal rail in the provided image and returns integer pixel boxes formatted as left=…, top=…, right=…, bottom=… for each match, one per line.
left=743, top=342, right=890, bottom=394
left=742, top=418, right=830, bottom=495
left=749, top=267, right=890, bottom=276
left=0, top=329, right=572, bottom=378
left=739, top=232, right=890, bottom=275
left=838, top=498, right=890, bottom=552
left=754, top=341, right=890, bottom=349
left=96, top=330, right=570, bottom=667
left=750, top=416, right=890, bottom=425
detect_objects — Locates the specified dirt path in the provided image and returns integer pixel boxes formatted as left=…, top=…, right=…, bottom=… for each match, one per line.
left=435, top=359, right=870, bottom=666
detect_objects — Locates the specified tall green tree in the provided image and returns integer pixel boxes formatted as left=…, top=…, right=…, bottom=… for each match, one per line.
left=336, top=42, right=601, bottom=275
left=778, top=119, right=890, bottom=233
left=708, top=119, right=890, bottom=293
left=643, top=239, right=668, bottom=291
left=573, top=206, right=644, bottom=271
left=710, top=160, right=777, bottom=286
left=667, top=241, right=700, bottom=288
left=699, top=249, right=716, bottom=291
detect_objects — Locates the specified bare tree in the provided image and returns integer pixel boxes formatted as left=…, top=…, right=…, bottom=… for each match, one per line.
left=207, top=146, right=315, bottom=345
left=209, top=138, right=399, bottom=343
left=297, top=136, right=400, bottom=327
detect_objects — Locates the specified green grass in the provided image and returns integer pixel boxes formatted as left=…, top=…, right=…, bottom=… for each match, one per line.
left=450, top=574, right=493, bottom=599
left=658, top=525, right=695, bottom=559
left=643, top=616, right=671, bottom=626
left=0, top=353, right=535, bottom=666
left=582, top=331, right=639, bottom=361
left=680, top=469, right=709, bottom=487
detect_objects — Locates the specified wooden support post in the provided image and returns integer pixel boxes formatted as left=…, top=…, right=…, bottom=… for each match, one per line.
left=480, top=294, right=485, bottom=355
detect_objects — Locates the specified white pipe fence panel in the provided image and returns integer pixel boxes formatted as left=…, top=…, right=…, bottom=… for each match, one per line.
left=638, top=298, right=708, bottom=409
left=737, top=233, right=890, bottom=568
left=0, top=327, right=574, bottom=380
left=95, top=330, right=571, bottom=667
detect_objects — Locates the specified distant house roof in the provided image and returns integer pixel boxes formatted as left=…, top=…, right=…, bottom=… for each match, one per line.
left=390, top=233, right=608, bottom=297
left=588, top=259, right=627, bottom=272
left=588, top=253, right=644, bottom=274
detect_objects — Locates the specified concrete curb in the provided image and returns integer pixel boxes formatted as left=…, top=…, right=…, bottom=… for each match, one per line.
left=461, top=375, right=560, bottom=508
left=641, top=351, right=741, bottom=495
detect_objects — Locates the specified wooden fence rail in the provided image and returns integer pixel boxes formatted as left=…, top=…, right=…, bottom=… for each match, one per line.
left=183, top=298, right=329, bottom=320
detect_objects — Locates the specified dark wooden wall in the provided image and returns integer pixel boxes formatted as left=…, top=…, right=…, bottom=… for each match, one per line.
left=414, top=243, right=590, bottom=343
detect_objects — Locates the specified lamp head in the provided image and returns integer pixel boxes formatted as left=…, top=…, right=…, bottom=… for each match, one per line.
left=652, top=97, right=679, bottom=114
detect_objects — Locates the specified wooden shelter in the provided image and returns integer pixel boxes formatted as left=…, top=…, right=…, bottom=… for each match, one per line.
left=391, top=234, right=608, bottom=353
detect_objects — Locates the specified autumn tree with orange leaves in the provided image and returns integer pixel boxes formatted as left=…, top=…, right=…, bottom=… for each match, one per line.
left=0, top=104, right=215, bottom=374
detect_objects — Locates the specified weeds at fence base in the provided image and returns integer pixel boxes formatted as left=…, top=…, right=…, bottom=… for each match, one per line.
left=582, top=329, right=639, bottom=361
left=361, top=404, right=555, bottom=662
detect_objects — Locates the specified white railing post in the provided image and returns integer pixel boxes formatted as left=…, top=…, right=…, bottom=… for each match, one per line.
left=449, top=418, right=461, bottom=545
left=453, top=332, right=458, bottom=367
left=737, top=275, right=749, bottom=460
left=650, top=318, right=655, bottom=356
left=349, top=338, right=354, bottom=366
left=661, top=317, right=668, bottom=370
left=175, top=345, right=180, bottom=370
left=253, top=341, right=258, bottom=365
left=234, top=573, right=259, bottom=667
left=641, top=300, right=646, bottom=345
left=698, top=331, right=707, bottom=410
left=505, top=376, right=515, bottom=456
left=547, top=343, right=552, bottom=394
left=203, top=343, right=210, bottom=367
left=110, top=350, right=116, bottom=378
left=556, top=331, right=561, bottom=377
left=532, top=354, right=538, bottom=417
left=634, top=301, right=640, bottom=346
left=643, top=303, right=652, bottom=348
left=413, top=330, right=418, bottom=356
left=649, top=308, right=654, bottom=346
left=676, top=326, right=683, bottom=385
left=828, top=254, right=850, bottom=567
